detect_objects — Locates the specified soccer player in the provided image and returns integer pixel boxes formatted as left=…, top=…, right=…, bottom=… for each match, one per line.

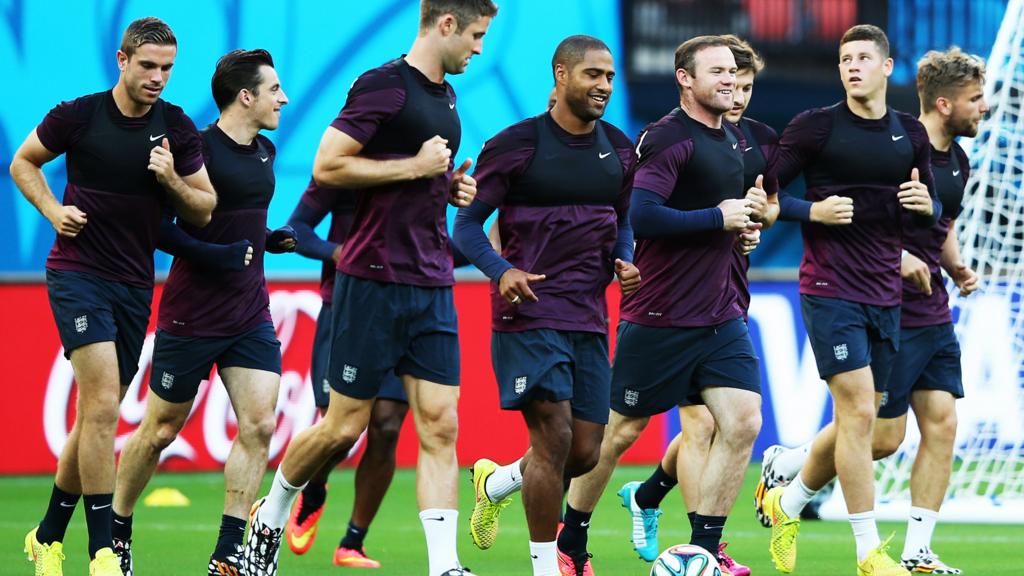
left=756, top=25, right=939, bottom=576
left=618, top=34, right=777, bottom=576
left=452, top=35, right=639, bottom=576
left=11, top=16, right=215, bottom=575
left=282, top=179, right=410, bottom=569
left=109, top=48, right=292, bottom=576
left=557, top=35, right=765, bottom=576
left=757, top=46, right=985, bottom=575
left=245, top=2, right=498, bottom=575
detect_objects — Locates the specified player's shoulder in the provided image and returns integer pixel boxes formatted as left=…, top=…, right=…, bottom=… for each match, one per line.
left=788, top=104, right=838, bottom=128
left=349, top=58, right=406, bottom=95
left=48, top=90, right=106, bottom=120
left=159, top=99, right=200, bottom=134
left=637, top=109, right=693, bottom=155
left=598, top=119, right=634, bottom=150
left=481, top=115, right=540, bottom=158
left=740, top=116, right=779, bottom=144
left=893, top=108, right=926, bottom=135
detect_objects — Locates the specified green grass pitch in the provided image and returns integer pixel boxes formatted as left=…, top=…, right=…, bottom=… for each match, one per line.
left=3, top=465, right=1021, bottom=575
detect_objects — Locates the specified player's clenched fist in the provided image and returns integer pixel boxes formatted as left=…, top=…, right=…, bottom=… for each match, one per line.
left=49, top=205, right=87, bottom=237
left=898, top=167, right=934, bottom=216
left=414, top=134, right=452, bottom=179
left=737, top=222, right=762, bottom=256
left=719, top=198, right=753, bottom=231
left=148, top=137, right=177, bottom=186
left=810, top=195, right=854, bottom=225
left=615, top=258, right=641, bottom=296
left=449, top=158, right=476, bottom=208
left=746, top=174, right=768, bottom=220
left=900, top=251, right=932, bottom=296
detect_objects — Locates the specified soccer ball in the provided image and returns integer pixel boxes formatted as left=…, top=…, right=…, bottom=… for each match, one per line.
left=650, top=544, right=721, bottom=576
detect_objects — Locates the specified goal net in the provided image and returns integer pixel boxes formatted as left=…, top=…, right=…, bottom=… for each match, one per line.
left=821, top=0, right=1024, bottom=523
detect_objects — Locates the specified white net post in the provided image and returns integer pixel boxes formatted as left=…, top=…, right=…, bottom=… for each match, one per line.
left=820, top=0, right=1024, bottom=523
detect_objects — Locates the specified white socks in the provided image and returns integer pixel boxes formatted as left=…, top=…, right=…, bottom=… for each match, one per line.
left=262, top=467, right=305, bottom=529
left=485, top=458, right=524, bottom=502
left=780, top=474, right=818, bottom=519
left=420, top=508, right=459, bottom=576
left=903, top=506, right=939, bottom=558
left=849, top=511, right=881, bottom=561
left=529, top=540, right=559, bottom=576
left=774, top=441, right=813, bottom=482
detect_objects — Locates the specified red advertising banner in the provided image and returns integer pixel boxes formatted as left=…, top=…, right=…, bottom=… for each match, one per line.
left=0, top=281, right=665, bottom=474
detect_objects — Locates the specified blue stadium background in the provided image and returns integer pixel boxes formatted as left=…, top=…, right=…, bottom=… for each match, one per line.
left=0, top=0, right=1008, bottom=277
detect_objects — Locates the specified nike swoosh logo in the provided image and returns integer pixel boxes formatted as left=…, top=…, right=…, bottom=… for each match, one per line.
left=910, top=515, right=923, bottom=522
left=580, top=521, right=590, bottom=527
left=732, top=143, right=738, bottom=149
left=91, top=503, right=112, bottom=510
left=289, top=525, right=316, bottom=549
left=449, top=102, right=456, bottom=109
left=260, top=156, right=269, bottom=163
left=703, top=524, right=725, bottom=530
left=59, top=501, right=76, bottom=508
left=658, top=481, right=673, bottom=487
left=744, top=146, right=753, bottom=152
left=531, top=555, right=539, bottom=559
left=149, top=133, right=166, bottom=142
left=952, top=170, right=960, bottom=176
left=113, top=518, right=126, bottom=524
left=892, top=135, right=905, bottom=141
left=424, top=516, right=445, bottom=521
left=599, top=152, right=612, bottom=159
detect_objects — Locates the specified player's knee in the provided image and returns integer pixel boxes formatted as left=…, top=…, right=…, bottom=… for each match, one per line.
left=78, top=397, right=120, bottom=430
left=239, top=411, right=277, bottom=446
left=416, top=405, right=459, bottom=449
left=872, top=432, right=903, bottom=459
left=368, top=413, right=404, bottom=449
left=566, top=443, right=601, bottom=478
left=150, top=421, right=181, bottom=451
left=607, top=416, right=646, bottom=455
left=921, top=409, right=958, bottom=444
left=719, top=406, right=762, bottom=447
left=681, top=414, right=715, bottom=448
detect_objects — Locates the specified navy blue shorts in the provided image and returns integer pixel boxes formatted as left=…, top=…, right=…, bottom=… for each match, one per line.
left=878, top=322, right=963, bottom=419
left=312, top=302, right=407, bottom=408
left=492, top=329, right=611, bottom=424
left=801, top=295, right=899, bottom=391
left=46, top=268, right=152, bottom=386
left=329, top=273, right=459, bottom=400
left=610, top=317, right=761, bottom=417
left=150, top=321, right=282, bottom=403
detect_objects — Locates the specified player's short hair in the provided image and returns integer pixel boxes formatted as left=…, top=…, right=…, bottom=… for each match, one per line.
left=420, top=0, right=498, bottom=33
left=120, top=17, right=177, bottom=58
left=674, top=35, right=732, bottom=77
left=840, top=24, right=889, bottom=58
left=916, top=46, right=986, bottom=112
left=551, top=35, right=612, bottom=80
left=211, top=49, right=275, bottom=112
left=721, top=34, right=764, bottom=75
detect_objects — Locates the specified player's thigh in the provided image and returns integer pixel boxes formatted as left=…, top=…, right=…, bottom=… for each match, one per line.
left=220, top=367, right=281, bottom=430
left=826, top=365, right=877, bottom=417
left=69, top=341, right=121, bottom=406
left=492, top=329, right=574, bottom=413
left=879, top=325, right=935, bottom=419
left=865, top=303, right=900, bottom=394
left=399, top=284, right=459, bottom=386
left=310, top=302, right=333, bottom=409
left=678, top=404, right=715, bottom=444
left=801, top=295, right=876, bottom=386
left=569, top=331, right=612, bottom=426
left=109, top=279, right=153, bottom=386
left=149, top=330, right=220, bottom=404
left=329, top=274, right=413, bottom=399
left=138, top=387, right=194, bottom=435
left=909, top=388, right=958, bottom=434
left=403, top=375, right=459, bottom=437
left=610, top=321, right=696, bottom=418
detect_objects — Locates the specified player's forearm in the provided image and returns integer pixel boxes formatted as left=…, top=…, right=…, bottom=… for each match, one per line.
left=165, top=174, right=216, bottom=227
left=10, top=156, right=63, bottom=224
left=939, top=220, right=965, bottom=275
left=453, top=200, right=512, bottom=282
left=778, top=193, right=812, bottom=222
left=613, top=208, right=635, bottom=262
left=630, top=189, right=723, bottom=237
left=313, top=154, right=424, bottom=189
